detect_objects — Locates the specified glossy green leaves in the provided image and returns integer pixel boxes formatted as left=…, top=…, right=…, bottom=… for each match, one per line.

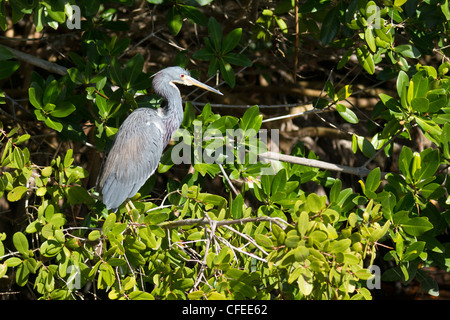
left=166, top=4, right=207, bottom=35
left=193, top=17, right=252, bottom=87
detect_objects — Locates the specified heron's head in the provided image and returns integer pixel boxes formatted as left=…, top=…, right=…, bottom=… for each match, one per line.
left=153, top=66, right=223, bottom=96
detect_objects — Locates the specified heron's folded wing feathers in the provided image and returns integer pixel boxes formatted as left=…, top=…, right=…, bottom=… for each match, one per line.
left=100, top=109, right=165, bottom=211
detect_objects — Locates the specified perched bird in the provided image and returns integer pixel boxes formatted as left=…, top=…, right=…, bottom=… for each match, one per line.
left=99, top=66, right=223, bottom=211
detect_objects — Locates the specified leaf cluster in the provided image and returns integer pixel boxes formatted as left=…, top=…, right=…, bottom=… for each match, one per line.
left=0, top=0, right=450, bottom=301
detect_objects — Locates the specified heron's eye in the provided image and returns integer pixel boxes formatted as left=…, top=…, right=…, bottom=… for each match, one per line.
left=180, top=74, right=185, bottom=79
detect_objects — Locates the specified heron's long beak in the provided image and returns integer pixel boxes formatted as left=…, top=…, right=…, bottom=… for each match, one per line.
left=182, top=75, right=223, bottom=96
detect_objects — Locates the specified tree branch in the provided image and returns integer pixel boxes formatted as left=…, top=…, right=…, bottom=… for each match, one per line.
left=157, top=216, right=289, bottom=230
left=0, top=44, right=68, bottom=76
left=259, top=151, right=387, bottom=178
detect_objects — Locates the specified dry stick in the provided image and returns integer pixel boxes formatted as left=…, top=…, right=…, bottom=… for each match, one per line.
left=259, top=151, right=386, bottom=179
left=218, top=163, right=240, bottom=196
left=157, top=216, right=289, bottom=230
left=293, top=0, right=299, bottom=80
left=222, top=225, right=269, bottom=256
left=0, top=44, right=68, bottom=76
left=192, top=214, right=216, bottom=290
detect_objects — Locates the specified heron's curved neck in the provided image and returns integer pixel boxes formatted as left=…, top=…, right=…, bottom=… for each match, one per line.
left=159, top=83, right=184, bottom=145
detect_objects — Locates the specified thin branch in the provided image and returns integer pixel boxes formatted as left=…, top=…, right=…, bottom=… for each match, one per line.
left=216, top=235, right=267, bottom=263
left=223, top=225, right=269, bottom=256
left=261, top=105, right=321, bottom=123
left=192, top=214, right=216, bottom=290
left=157, top=216, right=289, bottom=230
left=259, top=151, right=386, bottom=178
left=218, top=163, right=240, bottom=196
left=0, top=44, right=68, bottom=76
left=190, top=101, right=311, bottom=109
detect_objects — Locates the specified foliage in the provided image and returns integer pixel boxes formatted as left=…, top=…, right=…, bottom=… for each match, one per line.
left=0, top=0, right=449, bottom=300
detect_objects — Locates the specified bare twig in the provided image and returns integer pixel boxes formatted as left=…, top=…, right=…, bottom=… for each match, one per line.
left=0, top=44, right=68, bottom=76
left=223, top=225, right=269, bottom=256
left=259, top=151, right=386, bottom=178
left=157, top=216, right=289, bottom=230
left=218, top=163, right=240, bottom=196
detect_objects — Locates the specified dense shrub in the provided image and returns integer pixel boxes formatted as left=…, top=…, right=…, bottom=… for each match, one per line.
left=0, top=0, right=449, bottom=300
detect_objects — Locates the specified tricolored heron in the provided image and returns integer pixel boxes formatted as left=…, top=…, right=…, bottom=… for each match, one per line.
left=99, top=66, right=223, bottom=211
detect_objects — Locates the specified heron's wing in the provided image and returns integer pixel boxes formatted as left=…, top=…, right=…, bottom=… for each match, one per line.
left=99, top=108, right=165, bottom=211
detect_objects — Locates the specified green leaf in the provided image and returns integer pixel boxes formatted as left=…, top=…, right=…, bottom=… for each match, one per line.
left=297, top=272, right=313, bottom=295
left=401, top=217, right=433, bottom=236
left=240, top=105, right=262, bottom=132
left=223, top=52, right=252, bottom=67
left=110, top=57, right=123, bottom=88
left=99, top=263, right=115, bottom=287
left=88, top=230, right=101, bottom=241
left=415, top=116, right=442, bottom=138
left=44, top=117, right=63, bottom=132
left=417, top=270, right=439, bottom=297
left=337, top=49, right=353, bottom=70
left=40, top=239, right=63, bottom=257
left=13, top=232, right=29, bottom=256
left=294, top=246, right=309, bottom=262
left=336, top=85, right=352, bottom=101
left=402, top=241, right=425, bottom=262
left=420, top=182, right=443, bottom=199
left=167, top=6, right=183, bottom=36
left=365, top=167, right=381, bottom=193
left=222, top=28, right=242, bottom=53
left=427, top=93, right=447, bottom=113
left=379, top=93, right=401, bottom=112
left=306, top=193, right=326, bottom=213
left=67, top=67, right=84, bottom=84
left=29, top=86, right=43, bottom=109
left=124, top=54, right=145, bottom=88
left=188, top=290, right=205, bottom=300
left=208, top=17, right=222, bottom=50
left=179, top=5, right=207, bottom=26
left=66, top=186, right=94, bottom=205
left=411, top=97, right=429, bottom=113
left=336, top=103, right=359, bottom=124
left=5, top=257, right=22, bottom=267
left=365, top=27, right=376, bottom=52
left=231, top=193, right=244, bottom=219
left=0, top=60, right=20, bottom=80
left=51, top=101, right=76, bottom=118
left=285, top=235, right=300, bottom=248
left=355, top=46, right=375, bottom=75
left=320, top=7, right=339, bottom=45
left=219, top=59, right=235, bottom=87
left=193, top=48, right=214, bottom=62
left=441, top=0, right=450, bottom=20
left=399, top=146, right=413, bottom=181
left=0, top=263, right=7, bottom=279
left=310, top=230, right=327, bottom=243
left=16, top=263, right=29, bottom=287
left=0, top=46, right=14, bottom=60
left=394, top=44, right=421, bottom=59
left=297, top=211, right=309, bottom=238
left=255, top=234, right=273, bottom=248
left=103, top=213, right=116, bottom=234
left=128, top=290, right=155, bottom=300
left=394, top=0, right=408, bottom=6
left=416, top=149, right=439, bottom=182
left=330, top=239, right=351, bottom=253
left=7, top=186, right=28, bottom=202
